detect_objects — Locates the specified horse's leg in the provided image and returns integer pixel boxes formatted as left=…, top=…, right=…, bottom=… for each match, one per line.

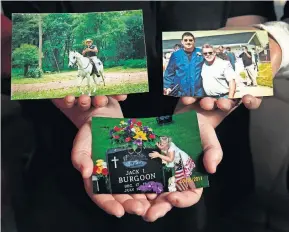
left=91, top=74, right=98, bottom=93
left=100, top=68, right=105, bottom=86
left=79, top=75, right=85, bottom=95
left=86, top=73, right=91, bottom=96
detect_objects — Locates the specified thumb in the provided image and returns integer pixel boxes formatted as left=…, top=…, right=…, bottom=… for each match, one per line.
left=198, top=120, right=223, bottom=174
left=71, top=122, right=93, bottom=179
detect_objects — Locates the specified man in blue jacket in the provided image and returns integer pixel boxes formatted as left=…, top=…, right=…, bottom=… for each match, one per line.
left=163, top=32, right=205, bottom=97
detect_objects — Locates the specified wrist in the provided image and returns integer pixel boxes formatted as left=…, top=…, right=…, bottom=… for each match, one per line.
left=253, top=21, right=289, bottom=71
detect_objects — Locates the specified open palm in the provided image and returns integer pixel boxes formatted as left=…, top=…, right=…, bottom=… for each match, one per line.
left=71, top=97, right=223, bottom=222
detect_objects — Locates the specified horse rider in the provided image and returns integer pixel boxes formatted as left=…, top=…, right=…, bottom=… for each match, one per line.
left=82, top=39, right=100, bottom=77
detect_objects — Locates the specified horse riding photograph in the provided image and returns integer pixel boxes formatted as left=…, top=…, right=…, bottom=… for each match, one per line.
left=11, top=10, right=149, bottom=100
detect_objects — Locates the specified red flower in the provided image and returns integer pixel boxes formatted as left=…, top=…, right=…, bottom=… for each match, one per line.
left=149, top=134, right=156, bottom=139
left=136, top=121, right=142, bottom=127
left=93, top=166, right=99, bottom=174
left=131, top=119, right=137, bottom=124
left=125, top=137, right=131, bottom=142
left=114, top=126, right=121, bottom=132
left=129, top=124, right=134, bottom=128
left=102, top=168, right=108, bottom=176
left=113, top=135, right=120, bottom=139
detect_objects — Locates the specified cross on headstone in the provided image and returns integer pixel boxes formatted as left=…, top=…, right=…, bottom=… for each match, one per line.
left=111, top=156, right=119, bottom=169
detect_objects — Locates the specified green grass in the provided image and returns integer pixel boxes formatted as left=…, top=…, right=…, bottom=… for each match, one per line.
left=11, top=82, right=149, bottom=100
left=239, top=63, right=273, bottom=88
left=91, top=112, right=202, bottom=165
left=11, top=67, right=147, bottom=84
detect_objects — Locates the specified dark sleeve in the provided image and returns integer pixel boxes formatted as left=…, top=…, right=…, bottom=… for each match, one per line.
left=238, top=52, right=243, bottom=58
left=227, top=1, right=277, bottom=21
left=281, top=1, right=289, bottom=20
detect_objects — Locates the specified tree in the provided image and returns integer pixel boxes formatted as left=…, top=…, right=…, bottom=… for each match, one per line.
left=38, top=14, right=43, bottom=69
left=12, top=44, right=38, bottom=76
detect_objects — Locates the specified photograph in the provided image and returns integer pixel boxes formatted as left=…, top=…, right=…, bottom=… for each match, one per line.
left=162, top=30, right=274, bottom=99
left=11, top=10, right=149, bottom=100
left=91, top=111, right=209, bottom=194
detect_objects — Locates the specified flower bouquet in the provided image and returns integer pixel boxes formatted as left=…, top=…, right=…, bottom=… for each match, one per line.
left=110, top=119, right=158, bottom=151
left=93, top=159, right=109, bottom=177
left=137, top=181, right=164, bottom=194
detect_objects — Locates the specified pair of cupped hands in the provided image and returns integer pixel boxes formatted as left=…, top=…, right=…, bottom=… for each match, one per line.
left=52, top=28, right=281, bottom=222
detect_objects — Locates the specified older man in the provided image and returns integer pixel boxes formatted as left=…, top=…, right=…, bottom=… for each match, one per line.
left=82, top=38, right=100, bottom=77
left=163, top=32, right=204, bottom=97
left=201, top=44, right=237, bottom=98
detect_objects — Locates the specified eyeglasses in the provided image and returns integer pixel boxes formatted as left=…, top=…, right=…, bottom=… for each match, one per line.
left=203, top=52, right=213, bottom=56
left=184, top=39, right=193, bottom=42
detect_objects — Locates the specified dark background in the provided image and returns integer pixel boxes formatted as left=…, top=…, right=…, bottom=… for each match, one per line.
left=1, top=1, right=288, bottom=232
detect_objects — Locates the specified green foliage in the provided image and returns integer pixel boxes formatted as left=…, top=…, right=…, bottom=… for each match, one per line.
left=12, top=44, right=38, bottom=67
left=12, top=10, right=146, bottom=76
left=105, top=59, right=147, bottom=68
left=26, top=67, right=44, bottom=78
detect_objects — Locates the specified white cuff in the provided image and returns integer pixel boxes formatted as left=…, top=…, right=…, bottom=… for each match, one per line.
left=253, top=21, right=289, bottom=72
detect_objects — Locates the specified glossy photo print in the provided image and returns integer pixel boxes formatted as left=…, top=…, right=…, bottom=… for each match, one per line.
left=162, top=30, right=274, bottom=99
left=11, top=10, right=149, bottom=100
left=91, top=111, right=209, bottom=194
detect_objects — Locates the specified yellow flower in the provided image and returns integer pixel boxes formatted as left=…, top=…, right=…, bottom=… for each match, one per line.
left=133, top=131, right=147, bottom=141
left=148, top=128, right=152, bottom=132
left=96, top=159, right=103, bottom=166
left=120, top=120, right=125, bottom=125
left=96, top=166, right=103, bottom=174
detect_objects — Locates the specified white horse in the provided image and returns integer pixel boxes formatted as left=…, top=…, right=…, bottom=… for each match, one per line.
left=68, top=51, right=105, bottom=95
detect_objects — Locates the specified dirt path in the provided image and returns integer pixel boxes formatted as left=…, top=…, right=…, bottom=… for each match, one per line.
left=11, top=71, right=148, bottom=93
left=234, top=85, right=273, bottom=98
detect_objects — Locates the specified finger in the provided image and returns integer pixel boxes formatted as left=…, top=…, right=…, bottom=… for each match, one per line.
left=91, top=96, right=109, bottom=108
left=51, top=95, right=75, bottom=109
left=199, top=123, right=223, bottom=173
left=180, top=97, right=198, bottom=105
left=145, top=193, right=158, bottom=201
left=71, top=122, right=93, bottom=178
left=199, top=97, right=217, bottom=110
left=242, top=95, right=263, bottom=109
left=166, top=188, right=203, bottom=208
left=131, top=194, right=151, bottom=215
left=113, top=194, right=144, bottom=216
left=143, top=193, right=173, bottom=222
left=83, top=179, right=125, bottom=218
left=111, top=94, right=128, bottom=102
left=216, top=98, right=237, bottom=112
left=78, top=95, right=91, bottom=111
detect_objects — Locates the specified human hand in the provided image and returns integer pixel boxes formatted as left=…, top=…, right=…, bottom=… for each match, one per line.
left=148, top=151, right=160, bottom=159
left=163, top=88, right=172, bottom=95
left=71, top=99, right=223, bottom=222
left=181, top=26, right=281, bottom=112
left=52, top=94, right=127, bottom=129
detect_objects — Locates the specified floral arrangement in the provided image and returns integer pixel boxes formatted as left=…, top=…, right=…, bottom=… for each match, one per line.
left=137, top=181, right=164, bottom=194
left=110, top=119, right=158, bottom=151
left=93, top=159, right=108, bottom=177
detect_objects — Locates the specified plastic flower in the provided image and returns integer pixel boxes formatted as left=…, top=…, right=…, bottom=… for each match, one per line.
left=125, top=137, right=131, bottom=142
left=136, top=121, right=142, bottom=127
left=96, top=166, right=103, bottom=174
left=114, top=126, right=121, bottom=132
left=120, top=121, right=125, bottom=125
left=149, top=134, right=156, bottom=139
left=96, top=159, right=104, bottom=166
left=102, top=168, right=108, bottom=176
left=113, top=135, right=120, bottom=139
left=133, top=131, right=147, bottom=141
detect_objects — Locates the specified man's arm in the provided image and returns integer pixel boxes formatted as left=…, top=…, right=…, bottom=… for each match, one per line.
left=245, top=51, right=252, bottom=59
left=224, top=62, right=237, bottom=98
left=163, top=53, right=176, bottom=91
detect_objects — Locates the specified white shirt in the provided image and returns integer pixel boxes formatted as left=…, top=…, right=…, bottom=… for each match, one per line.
left=201, top=57, right=238, bottom=96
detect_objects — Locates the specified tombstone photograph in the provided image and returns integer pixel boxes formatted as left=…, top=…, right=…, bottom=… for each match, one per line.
left=91, top=111, right=209, bottom=194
